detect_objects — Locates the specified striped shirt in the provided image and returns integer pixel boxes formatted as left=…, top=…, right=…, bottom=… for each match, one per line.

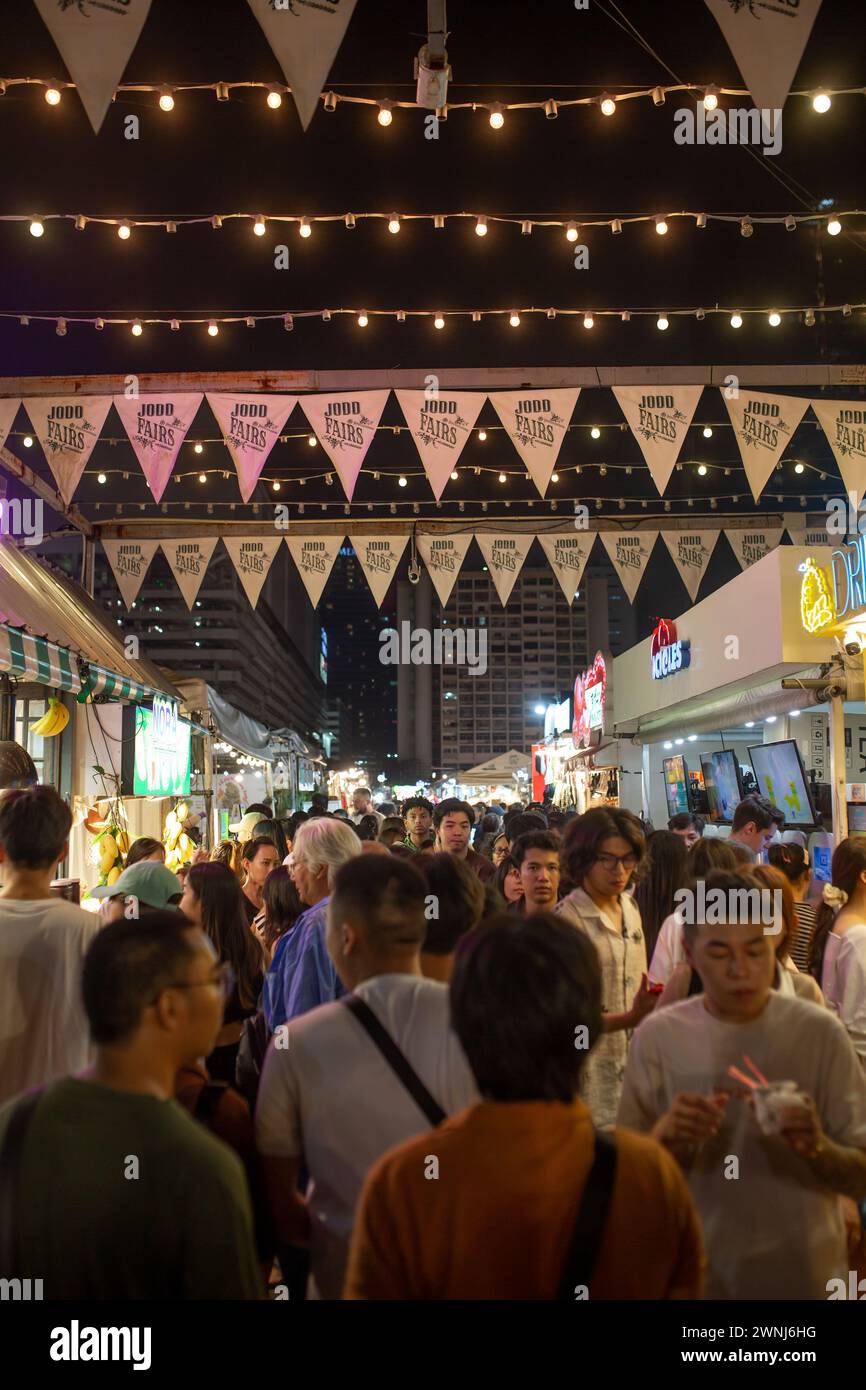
left=790, top=900, right=816, bottom=972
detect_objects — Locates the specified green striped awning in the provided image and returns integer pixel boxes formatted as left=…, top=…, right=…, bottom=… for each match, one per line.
left=0, top=624, right=153, bottom=704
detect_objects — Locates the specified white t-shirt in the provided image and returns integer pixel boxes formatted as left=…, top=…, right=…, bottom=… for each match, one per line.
left=0, top=897, right=102, bottom=1105
left=648, top=909, right=685, bottom=984
left=822, top=923, right=866, bottom=1065
left=618, top=991, right=866, bottom=1299
left=255, top=972, right=479, bottom=1299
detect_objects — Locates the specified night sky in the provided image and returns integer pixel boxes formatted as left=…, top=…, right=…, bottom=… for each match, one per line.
left=1, top=0, right=863, bottom=635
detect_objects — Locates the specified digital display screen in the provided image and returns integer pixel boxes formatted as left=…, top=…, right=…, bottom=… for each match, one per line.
left=748, top=740, right=817, bottom=827
left=700, top=754, right=720, bottom=819
left=663, top=755, right=689, bottom=818
left=711, top=750, right=743, bottom=823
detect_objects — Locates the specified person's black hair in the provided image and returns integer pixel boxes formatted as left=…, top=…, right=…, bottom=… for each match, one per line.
left=450, top=913, right=603, bottom=1101
left=680, top=866, right=769, bottom=947
left=187, top=862, right=263, bottom=1009
left=285, top=810, right=309, bottom=841
left=244, top=803, right=271, bottom=818
left=511, top=830, right=561, bottom=869
left=124, top=836, right=165, bottom=867
left=355, top=813, right=381, bottom=842
left=82, top=910, right=198, bottom=1045
left=667, top=811, right=705, bottom=836
left=377, top=802, right=398, bottom=818
left=0, top=785, right=72, bottom=869
left=379, top=817, right=407, bottom=846
left=247, top=819, right=288, bottom=860
left=560, top=807, right=647, bottom=890
left=477, top=811, right=502, bottom=836
left=767, top=841, right=810, bottom=883
left=731, top=794, right=775, bottom=834
left=260, top=866, right=303, bottom=953
left=330, top=854, right=427, bottom=952
left=432, top=797, right=474, bottom=828
left=242, top=835, right=279, bottom=863
left=632, top=829, right=689, bottom=960
left=768, top=807, right=786, bottom=829
left=354, top=786, right=372, bottom=800
left=402, top=796, right=434, bottom=816
left=505, top=812, right=547, bottom=843
left=414, top=852, right=485, bottom=955
left=492, top=853, right=521, bottom=904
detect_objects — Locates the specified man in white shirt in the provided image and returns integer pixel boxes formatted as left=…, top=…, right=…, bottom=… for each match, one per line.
left=256, top=853, right=478, bottom=1299
left=619, top=866, right=866, bottom=1300
left=0, top=785, right=102, bottom=1104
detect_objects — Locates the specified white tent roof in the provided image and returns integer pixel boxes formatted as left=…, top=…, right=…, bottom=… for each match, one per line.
left=459, top=750, right=531, bottom=781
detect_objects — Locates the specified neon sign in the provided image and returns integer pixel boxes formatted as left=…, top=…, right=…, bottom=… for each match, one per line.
left=573, top=653, right=606, bottom=749
left=650, top=617, right=691, bottom=680
left=799, top=557, right=835, bottom=633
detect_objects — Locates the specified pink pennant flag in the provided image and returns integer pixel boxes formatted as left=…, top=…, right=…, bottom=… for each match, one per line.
left=23, top=395, right=113, bottom=508
left=208, top=393, right=299, bottom=503
left=300, top=392, right=390, bottom=501
left=114, top=393, right=203, bottom=504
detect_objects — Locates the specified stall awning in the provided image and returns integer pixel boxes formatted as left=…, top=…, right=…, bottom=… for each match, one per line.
left=460, top=750, right=531, bottom=781
left=0, top=544, right=180, bottom=703
left=625, top=668, right=828, bottom=743
left=173, top=678, right=274, bottom=761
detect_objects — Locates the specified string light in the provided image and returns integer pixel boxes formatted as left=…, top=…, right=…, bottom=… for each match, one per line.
left=398, top=476, right=407, bottom=487
left=377, top=101, right=393, bottom=126
left=22, top=436, right=32, bottom=447
left=117, top=220, right=131, bottom=240
left=794, top=462, right=805, bottom=474
left=450, top=470, right=458, bottom=480
left=131, top=319, right=143, bottom=336
left=509, top=311, right=520, bottom=327
left=357, top=312, right=368, bottom=327
left=475, top=216, right=487, bottom=236
left=272, top=480, right=281, bottom=491
left=703, top=85, right=719, bottom=111
left=97, top=473, right=107, bottom=485
left=29, top=219, right=43, bottom=237
left=768, top=311, right=781, bottom=327
left=740, top=216, right=753, bottom=238
left=194, top=443, right=204, bottom=454
left=827, top=217, right=842, bottom=236
left=158, top=86, right=174, bottom=112
left=655, top=216, right=668, bottom=235
left=207, top=319, right=219, bottom=336
left=551, top=473, right=559, bottom=483
left=253, top=215, right=266, bottom=236
left=478, top=430, right=487, bottom=441
left=812, top=91, right=831, bottom=113
left=388, top=214, right=400, bottom=234
left=434, top=313, right=445, bottom=329
left=498, top=473, right=507, bottom=483
left=266, top=85, right=282, bottom=110
left=198, top=472, right=207, bottom=484
left=599, top=94, right=616, bottom=116
left=489, top=103, right=505, bottom=129
left=657, top=314, right=669, bottom=330
left=590, top=427, right=601, bottom=439
left=697, top=464, right=708, bottom=476
left=730, top=313, right=743, bottom=328
left=583, top=313, right=594, bottom=329
left=299, top=216, right=312, bottom=238
left=308, top=435, right=318, bottom=447
left=565, top=221, right=579, bottom=242
left=44, top=87, right=61, bottom=106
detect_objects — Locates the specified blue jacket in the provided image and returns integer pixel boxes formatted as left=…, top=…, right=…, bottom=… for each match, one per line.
left=263, top=896, right=344, bottom=1031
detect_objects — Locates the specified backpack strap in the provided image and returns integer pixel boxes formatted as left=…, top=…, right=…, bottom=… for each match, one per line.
left=342, top=994, right=446, bottom=1128
left=556, top=1131, right=618, bottom=1300
left=0, top=1089, right=44, bottom=1280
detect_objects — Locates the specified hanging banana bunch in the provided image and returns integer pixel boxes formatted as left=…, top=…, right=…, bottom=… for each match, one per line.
left=31, top=697, right=70, bottom=738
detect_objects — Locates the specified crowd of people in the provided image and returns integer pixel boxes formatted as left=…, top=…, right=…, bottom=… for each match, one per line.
left=1, top=782, right=865, bottom=1301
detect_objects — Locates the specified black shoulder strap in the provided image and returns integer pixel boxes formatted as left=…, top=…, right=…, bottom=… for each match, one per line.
left=342, top=994, right=446, bottom=1128
left=193, top=1080, right=229, bottom=1130
left=0, top=1088, right=44, bottom=1280
left=556, top=1131, right=618, bottom=1300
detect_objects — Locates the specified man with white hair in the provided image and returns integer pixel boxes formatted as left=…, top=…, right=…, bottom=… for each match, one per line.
left=263, top=818, right=362, bottom=1030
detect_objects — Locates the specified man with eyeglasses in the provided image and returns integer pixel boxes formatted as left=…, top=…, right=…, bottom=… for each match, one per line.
left=0, top=913, right=262, bottom=1299
left=555, top=808, right=657, bottom=1129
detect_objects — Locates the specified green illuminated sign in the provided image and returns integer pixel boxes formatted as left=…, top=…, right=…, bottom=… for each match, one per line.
left=133, top=698, right=191, bottom=796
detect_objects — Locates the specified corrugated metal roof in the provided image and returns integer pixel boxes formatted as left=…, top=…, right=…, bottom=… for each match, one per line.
left=0, top=544, right=180, bottom=699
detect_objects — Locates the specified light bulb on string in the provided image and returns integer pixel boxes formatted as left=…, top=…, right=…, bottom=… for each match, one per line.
left=794, top=462, right=805, bottom=474
left=44, top=87, right=61, bottom=106
left=703, top=85, right=719, bottom=111
left=702, top=426, right=713, bottom=438
left=827, top=217, right=842, bottom=236
left=509, top=311, right=520, bottom=327
left=158, top=86, right=174, bottom=112
left=357, top=312, right=368, bottom=327
left=478, top=430, right=487, bottom=441
left=654, top=216, right=668, bottom=235
left=398, top=476, right=407, bottom=487
left=812, top=91, right=831, bottom=113
left=299, top=216, right=312, bottom=238
left=697, top=464, right=707, bottom=476
left=583, top=313, right=594, bottom=329
left=434, top=314, right=445, bottom=329
left=131, top=319, right=143, bottom=336
left=657, top=314, right=669, bottom=330
left=498, top=473, right=507, bottom=483
left=590, top=427, right=601, bottom=439
left=565, top=221, right=579, bottom=243
left=266, top=86, right=283, bottom=109
left=308, top=435, right=318, bottom=447
left=23, top=436, right=33, bottom=448
left=489, top=103, right=505, bottom=129
left=97, top=473, right=107, bottom=485
left=730, top=313, right=743, bottom=328
left=388, top=214, right=400, bottom=234
left=194, top=443, right=204, bottom=454
left=377, top=101, right=393, bottom=126
left=117, top=220, right=131, bottom=240
left=475, top=216, right=487, bottom=236
left=198, top=473, right=207, bottom=484
left=207, top=320, right=219, bottom=336
left=768, top=311, right=781, bottom=326
left=599, top=94, right=616, bottom=116
left=29, top=219, right=44, bottom=237
left=253, top=215, right=266, bottom=236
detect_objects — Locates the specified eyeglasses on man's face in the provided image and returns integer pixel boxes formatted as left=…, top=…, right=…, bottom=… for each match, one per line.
left=595, top=851, right=639, bottom=872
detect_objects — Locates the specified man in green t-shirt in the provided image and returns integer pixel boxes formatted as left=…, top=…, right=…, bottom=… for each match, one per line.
left=0, top=913, right=262, bottom=1300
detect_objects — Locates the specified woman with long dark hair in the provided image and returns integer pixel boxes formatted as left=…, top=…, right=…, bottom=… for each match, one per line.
left=809, top=837, right=866, bottom=1065
left=180, top=861, right=265, bottom=1084
left=492, top=853, right=524, bottom=909
left=632, top=830, right=688, bottom=963
left=767, top=842, right=813, bottom=971
left=255, top=866, right=303, bottom=961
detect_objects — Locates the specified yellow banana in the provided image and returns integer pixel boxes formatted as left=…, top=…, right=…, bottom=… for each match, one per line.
left=32, top=698, right=69, bottom=737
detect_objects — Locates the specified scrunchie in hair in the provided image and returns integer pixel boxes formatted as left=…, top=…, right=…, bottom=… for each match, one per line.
left=823, top=883, right=849, bottom=910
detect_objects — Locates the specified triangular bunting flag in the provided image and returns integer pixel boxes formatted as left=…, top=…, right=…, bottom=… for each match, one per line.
left=246, top=0, right=359, bottom=131
left=704, top=0, right=822, bottom=115
left=114, top=393, right=203, bottom=503
left=489, top=390, right=580, bottom=497
left=538, top=532, right=594, bottom=605
left=0, top=398, right=20, bottom=452
left=160, top=537, right=218, bottom=610
left=612, top=385, right=703, bottom=495
left=726, top=528, right=783, bottom=572
left=722, top=389, right=810, bottom=503
left=101, top=538, right=159, bottom=610
left=416, top=533, right=474, bottom=607
left=23, top=395, right=113, bottom=508
left=285, top=535, right=343, bottom=608
left=811, top=399, right=866, bottom=506
left=299, top=392, right=390, bottom=501
left=662, top=530, right=721, bottom=603
left=395, top=390, right=487, bottom=500
left=207, top=393, right=298, bottom=503
left=600, top=532, right=658, bottom=604
left=349, top=535, right=409, bottom=608
left=33, top=0, right=152, bottom=135
left=223, top=536, right=284, bottom=608
left=475, top=533, right=534, bottom=606
left=783, top=515, right=831, bottom=548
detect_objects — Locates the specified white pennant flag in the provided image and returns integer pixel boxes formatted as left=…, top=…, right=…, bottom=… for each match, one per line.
left=811, top=399, right=866, bottom=506
left=416, top=533, right=474, bottom=607
left=538, top=532, right=594, bottom=605
left=662, top=530, right=721, bottom=602
left=246, top=0, right=358, bottom=131
left=489, top=390, right=580, bottom=497
left=349, top=535, right=409, bottom=608
left=612, top=385, right=703, bottom=495
left=726, top=527, right=783, bottom=572
left=101, top=538, right=159, bottom=610
left=34, top=0, right=152, bottom=135
left=207, top=393, right=298, bottom=503
left=223, top=536, right=283, bottom=608
left=114, top=393, right=203, bottom=503
left=783, top=514, right=830, bottom=548
left=160, top=537, right=218, bottom=610
left=285, top=535, right=343, bottom=608
left=600, top=532, right=658, bottom=604
left=23, top=395, right=113, bottom=508
left=300, top=392, right=389, bottom=501
left=723, top=389, right=809, bottom=502
left=705, top=0, right=822, bottom=116
left=475, top=533, right=534, bottom=606
left=0, top=398, right=20, bottom=452
left=395, top=390, right=487, bottom=500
